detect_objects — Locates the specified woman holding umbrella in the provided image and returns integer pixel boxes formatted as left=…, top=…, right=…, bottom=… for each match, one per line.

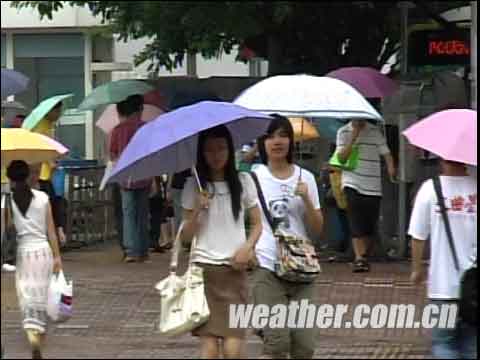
left=5, top=160, right=63, bottom=359
left=181, top=125, right=262, bottom=359
left=251, top=115, right=324, bottom=359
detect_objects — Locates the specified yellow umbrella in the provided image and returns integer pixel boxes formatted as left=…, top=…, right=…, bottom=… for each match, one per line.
left=1, top=128, right=69, bottom=166
left=289, top=117, right=320, bottom=142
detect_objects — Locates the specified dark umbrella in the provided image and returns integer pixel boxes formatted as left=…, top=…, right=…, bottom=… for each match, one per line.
left=168, top=90, right=222, bottom=110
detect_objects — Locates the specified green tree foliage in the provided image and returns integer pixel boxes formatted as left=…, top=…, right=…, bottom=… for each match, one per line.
left=11, top=1, right=469, bottom=75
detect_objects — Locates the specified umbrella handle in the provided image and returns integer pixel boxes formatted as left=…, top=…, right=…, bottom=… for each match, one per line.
left=192, top=166, right=204, bottom=193
left=299, top=118, right=304, bottom=181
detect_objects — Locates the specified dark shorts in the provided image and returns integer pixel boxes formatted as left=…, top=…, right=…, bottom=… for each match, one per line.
left=344, top=187, right=381, bottom=238
left=161, top=204, right=175, bottom=220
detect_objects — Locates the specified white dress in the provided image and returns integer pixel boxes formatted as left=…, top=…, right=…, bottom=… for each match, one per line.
left=11, top=189, right=53, bottom=334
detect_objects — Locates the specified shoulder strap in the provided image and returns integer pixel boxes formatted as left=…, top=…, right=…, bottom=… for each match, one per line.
left=432, top=176, right=460, bottom=271
left=250, top=172, right=276, bottom=232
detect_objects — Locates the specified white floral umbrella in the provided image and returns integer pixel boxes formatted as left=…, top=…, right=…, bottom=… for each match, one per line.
left=234, top=74, right=383, bottom=122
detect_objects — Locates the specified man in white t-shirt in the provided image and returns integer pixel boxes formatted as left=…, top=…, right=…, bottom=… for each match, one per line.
left=409, top=159, right=477, bottom=359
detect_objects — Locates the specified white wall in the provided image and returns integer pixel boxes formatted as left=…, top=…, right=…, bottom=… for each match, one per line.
left=113, top=36, right=252, bottom=79
left=196, top=48, right=250, bottom=78
left=112, top=36, right=187, bottom=80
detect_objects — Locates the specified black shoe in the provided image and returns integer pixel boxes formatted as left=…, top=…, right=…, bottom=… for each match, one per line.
left=353, top=259, right=370, bottom=273
left=32, top=348, right=42, bottom=359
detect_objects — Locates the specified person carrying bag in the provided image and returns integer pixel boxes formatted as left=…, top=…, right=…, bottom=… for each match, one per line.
left=251, top=172, right=320, bottom=283
left=432, top=176, right=477, bottom=326
left=251, top=115, right=324, bottom=359
left=155, top=222, right=210, bottom=336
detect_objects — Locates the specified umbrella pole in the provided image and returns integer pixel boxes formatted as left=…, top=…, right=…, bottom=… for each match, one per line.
left=192, top=166, right=204, bottom=193
left=299, top=118, right=304, bottom=181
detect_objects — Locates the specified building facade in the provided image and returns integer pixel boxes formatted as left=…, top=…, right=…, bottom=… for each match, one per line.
left=1, top=1, right=267, bottom=159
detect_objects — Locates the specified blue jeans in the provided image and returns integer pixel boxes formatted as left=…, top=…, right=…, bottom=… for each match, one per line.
left=431, top=301, right=477, bottom=359
left=121, top=188, right=150, bottom=257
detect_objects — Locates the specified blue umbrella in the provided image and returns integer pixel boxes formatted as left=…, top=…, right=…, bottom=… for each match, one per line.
left=314, top=118, right=347, bottom=142
left=1, top=69, right=29, bottom=99
left=108, top=101, right=272, bottom=185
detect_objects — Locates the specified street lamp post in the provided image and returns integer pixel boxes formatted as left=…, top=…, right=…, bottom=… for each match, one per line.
left=397, top=1, right=415, bottom=257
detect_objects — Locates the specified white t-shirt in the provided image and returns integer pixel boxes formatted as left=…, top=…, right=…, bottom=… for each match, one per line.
left=182, top=172, right=258, bottom=265
left=253, top=164, right=321, bottom=272
left=408, top=176, right=477, bottom=300
left=11, top=189, right=50, bottom=247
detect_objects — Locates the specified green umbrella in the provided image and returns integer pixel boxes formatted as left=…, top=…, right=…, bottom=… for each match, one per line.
left=22, top=94, right=74, bottom=130
left=78, top=79, right=154, bottom=111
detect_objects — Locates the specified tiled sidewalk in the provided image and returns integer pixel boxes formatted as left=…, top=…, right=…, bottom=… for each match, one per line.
left=1, top=242, right=431, bottom=359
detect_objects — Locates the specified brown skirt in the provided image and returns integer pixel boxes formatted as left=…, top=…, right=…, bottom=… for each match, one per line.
left=192, top=263, right=248, bottom=339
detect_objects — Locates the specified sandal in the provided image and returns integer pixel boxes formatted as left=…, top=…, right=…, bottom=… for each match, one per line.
left=352, top=259, right=370, bottom=273
left=155, top=243, right=173, bottom=252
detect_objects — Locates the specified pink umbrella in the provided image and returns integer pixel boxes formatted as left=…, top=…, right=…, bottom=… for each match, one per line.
left=403, top=109, right=477, bottom=166
left=40, top=134, right=70, bottom=155
left=96, top=104, right=165, bottom=134
left=326, top=67, right=398, bottom=98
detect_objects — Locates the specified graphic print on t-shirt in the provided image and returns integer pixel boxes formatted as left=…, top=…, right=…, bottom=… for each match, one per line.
left=435, top=193, right=477, bottom=214
left=268, top=183, right=296, bottom=230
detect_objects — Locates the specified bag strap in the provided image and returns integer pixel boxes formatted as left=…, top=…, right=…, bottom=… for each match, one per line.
left=250, top=172, right=276, bottom=233
left=169, top=221, right=188, bottom=273
left=432, top=176, right=460, bottom=272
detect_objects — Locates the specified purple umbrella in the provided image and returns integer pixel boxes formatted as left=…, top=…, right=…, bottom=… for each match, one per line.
left=1, top=69, right=29, bottom=99
left=326, top=67, right=398, bottom=99
left=108, top=101, right=272, bottom=184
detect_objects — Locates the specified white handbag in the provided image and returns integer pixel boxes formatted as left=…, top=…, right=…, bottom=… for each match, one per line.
left=155, top=223, right=210, bottom=336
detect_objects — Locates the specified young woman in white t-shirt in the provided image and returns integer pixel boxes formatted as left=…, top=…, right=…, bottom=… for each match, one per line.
left=6, top=160, right=63, bottom=359
left=181, top=125, right=262, bottom=359
left=252, top=115, right=324, bottom=359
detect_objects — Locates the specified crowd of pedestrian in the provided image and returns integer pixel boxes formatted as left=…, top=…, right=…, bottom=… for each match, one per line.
left=1, top=91, right=476, bottom=360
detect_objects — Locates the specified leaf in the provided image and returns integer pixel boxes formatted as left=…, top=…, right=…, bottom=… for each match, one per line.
left=10, top=1, right=469, bottom=75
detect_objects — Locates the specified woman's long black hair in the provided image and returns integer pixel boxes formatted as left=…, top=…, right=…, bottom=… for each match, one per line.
left=258, top=114, right=295, bottom=165
left=196, top=125, right=243, bottom=221
left=7, top=160, right=33, bottom=217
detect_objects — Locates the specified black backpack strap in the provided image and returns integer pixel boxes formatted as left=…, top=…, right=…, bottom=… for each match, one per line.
left=432, top=176, right=460, bottom=271
left=250, top=172, right=276, bottom=232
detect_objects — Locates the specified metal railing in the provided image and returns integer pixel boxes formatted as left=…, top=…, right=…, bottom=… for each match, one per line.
left=64, top=166, right=116, bottom=247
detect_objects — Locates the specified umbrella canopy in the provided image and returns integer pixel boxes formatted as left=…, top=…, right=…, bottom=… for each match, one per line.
left=403, top=109, right=477, bottom=166
left=289, top=117, right=320, bottom=142
left=96, top=104, right=165, bottom=134
left=108, top=101, right=272, bottom=184
left=234, top=74, right=383, bottom=121
left=1, top=69, right=29, bottom=99
left=314, top=119, right=346, bottom=142
left=168, top=90, right=222, bottom=110
left=326, top=67, right=399, bottom=99
left=1, top=128, right=69, bottom=166
left=22, top=94, right=74, bottom=130
left=78, top=80, right=154, bottom=111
